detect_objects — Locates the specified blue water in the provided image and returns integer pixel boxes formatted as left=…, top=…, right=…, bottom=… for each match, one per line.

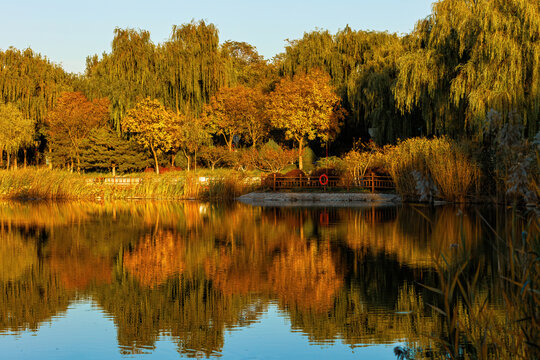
left=0, top=300, right=400, bottom=360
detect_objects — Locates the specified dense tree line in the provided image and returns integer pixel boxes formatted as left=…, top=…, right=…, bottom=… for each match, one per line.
left=0, top=0, right=537, bottom=172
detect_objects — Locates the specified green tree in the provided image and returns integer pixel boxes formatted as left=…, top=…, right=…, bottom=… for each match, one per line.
left=222, top=41, right=277, bottom=90
left=79, top=128, right=151, bottom=174
left=0, top=47, right=70, bottom=128
left=162, top=21, right=227, bottom=115
left=266, top=70, right=345, bottom=170
left=0, top=103, right=35, bottom=169
left=122, top=98, right=178, bottom=174
left=172, top=114, right=211, bottom=171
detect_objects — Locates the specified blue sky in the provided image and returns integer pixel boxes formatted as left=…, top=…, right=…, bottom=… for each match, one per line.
left=0, top=0, right=434, bottom=74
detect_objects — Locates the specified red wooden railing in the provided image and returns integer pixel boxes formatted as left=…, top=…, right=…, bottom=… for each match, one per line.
left=263, top=173, right=395, bottom=192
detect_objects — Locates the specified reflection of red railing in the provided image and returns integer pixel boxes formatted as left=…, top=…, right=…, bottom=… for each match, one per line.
left=264, top=173, right=395, bottom=193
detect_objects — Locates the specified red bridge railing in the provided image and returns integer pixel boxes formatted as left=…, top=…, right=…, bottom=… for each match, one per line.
left=263, top=173, right=395, bottom=192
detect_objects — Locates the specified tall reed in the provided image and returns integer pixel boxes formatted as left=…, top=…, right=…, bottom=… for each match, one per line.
left=0, top=168, right=257, bottom=201
left=0, top=168, right=92, bottom=199
left=385, top=137, right=480, bottom=202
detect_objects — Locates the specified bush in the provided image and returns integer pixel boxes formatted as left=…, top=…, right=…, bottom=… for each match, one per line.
left=301, top=146, right=316, bottom=172
left=242, top=141, right=297, bottom=173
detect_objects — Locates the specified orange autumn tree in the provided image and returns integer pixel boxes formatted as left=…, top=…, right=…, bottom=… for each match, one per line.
left=47, top=92, right=109, bottom=172
left=205, top=85, right=267, bottom=150
left=266, top=70, right=344, bottom=170
left=122, top=98, right=180, bottom=174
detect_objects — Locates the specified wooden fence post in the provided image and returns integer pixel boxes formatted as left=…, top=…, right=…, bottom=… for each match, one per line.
left=273, top=173, right=276, bottom=192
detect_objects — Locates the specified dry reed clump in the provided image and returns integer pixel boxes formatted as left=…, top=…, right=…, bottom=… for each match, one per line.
left=201, top=172, right=257, bottom=201
left=384, top=137, right=480, bottom=202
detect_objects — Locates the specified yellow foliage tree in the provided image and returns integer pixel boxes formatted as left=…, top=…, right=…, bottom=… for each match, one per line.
left=0, top=103, right=35, bottom=169
left=205, top=85, right=268, bottom=150
left=122, top=98, right=179, bottom=174
left=266, top=70, right=344, bottom=170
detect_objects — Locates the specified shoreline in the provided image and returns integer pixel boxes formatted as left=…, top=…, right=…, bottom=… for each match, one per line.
left=237, top=192, right=402, bottom=207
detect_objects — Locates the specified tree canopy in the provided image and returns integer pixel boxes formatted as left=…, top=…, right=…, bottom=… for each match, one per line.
left=47, top=92, right=109, bottom=172
left=267, top=70, right=344, bottom=169
left=0, top=102, right=35, bottom=168
left=205, top=85, right=267, bottom=150
left=393, top=0, right=540, bottom=137
left=122, top=98, right=179, bottom=174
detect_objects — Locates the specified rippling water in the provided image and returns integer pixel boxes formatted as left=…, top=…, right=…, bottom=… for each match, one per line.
left=0, top=201, right=523, bottom=359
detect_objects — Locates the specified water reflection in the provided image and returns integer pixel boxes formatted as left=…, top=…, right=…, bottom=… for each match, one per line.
left=0, top=201, right=528, bottom=358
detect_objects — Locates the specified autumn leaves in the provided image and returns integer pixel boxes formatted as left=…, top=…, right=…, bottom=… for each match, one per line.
left=121, top=70, right=345, bottom=173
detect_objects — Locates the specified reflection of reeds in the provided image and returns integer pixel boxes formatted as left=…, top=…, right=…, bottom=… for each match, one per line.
left=423, top=211, right=539, bottom=359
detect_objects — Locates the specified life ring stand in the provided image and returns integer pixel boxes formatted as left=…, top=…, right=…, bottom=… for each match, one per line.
left=319, top=174, right=328, bottom=186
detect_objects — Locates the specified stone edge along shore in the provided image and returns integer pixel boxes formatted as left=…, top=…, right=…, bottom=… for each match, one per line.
left=237, top=192, right=401, bottom=207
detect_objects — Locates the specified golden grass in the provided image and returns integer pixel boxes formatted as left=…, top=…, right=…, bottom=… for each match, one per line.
left=0, top=168, right=256, bottom=201
left=384, top=137, right=480, bottom=202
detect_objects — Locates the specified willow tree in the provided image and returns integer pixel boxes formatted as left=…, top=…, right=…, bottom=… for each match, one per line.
left=84, top=28, right=160, bottom=133
left=393, top=0, right=540, bottom=138
left=0, top=103, right=35, bottom=169
left=221, top=41, right=277, bottom=90
left=266, top=70, right=345, bottom=170
left=0, top=47, right=70, bottom=161
left=161, top=21, right=227, bottom=115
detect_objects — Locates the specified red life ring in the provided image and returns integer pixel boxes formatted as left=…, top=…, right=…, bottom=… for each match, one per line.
left=319, top=174, right=328, bottom=186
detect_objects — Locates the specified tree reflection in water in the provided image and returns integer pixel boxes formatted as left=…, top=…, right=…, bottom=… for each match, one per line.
left=0, top=201, right=530, bottom=358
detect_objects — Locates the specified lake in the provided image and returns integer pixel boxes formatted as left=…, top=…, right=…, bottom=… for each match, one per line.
left=0, top=201, right=528, bottom=359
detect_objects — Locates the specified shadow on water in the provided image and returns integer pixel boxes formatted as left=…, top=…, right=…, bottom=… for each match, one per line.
left=0, top=201, right=536, bottom=358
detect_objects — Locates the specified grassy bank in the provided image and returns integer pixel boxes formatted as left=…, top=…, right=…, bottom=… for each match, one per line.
left=0, top=168, right=258, bottom=201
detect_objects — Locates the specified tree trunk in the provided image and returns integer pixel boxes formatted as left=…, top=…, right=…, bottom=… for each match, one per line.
left=23, top=149, right=27, bottom=168
left=0, top=147, right=3, bottom=167
left=171, top=154, right=176, bottom=167
left=298, top=139, right=304, bottom=171
left=226, top=135, right=233, bottom=152
left=48, top=147, right=53, bottom=170
left=77, top=155, right=81, bottom=173
left=7, top=151, right=10, bottom=170
left=194, top=149, right=197, bottom=171
left=13, top=153, right=17, bottom=170
left=112, top=165, right=116, bottom=177
left=151, top=146, right=159, bottom=174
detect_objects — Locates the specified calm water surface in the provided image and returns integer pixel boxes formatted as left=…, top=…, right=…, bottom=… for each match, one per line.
left=0, top=201, right=517, bottom=359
